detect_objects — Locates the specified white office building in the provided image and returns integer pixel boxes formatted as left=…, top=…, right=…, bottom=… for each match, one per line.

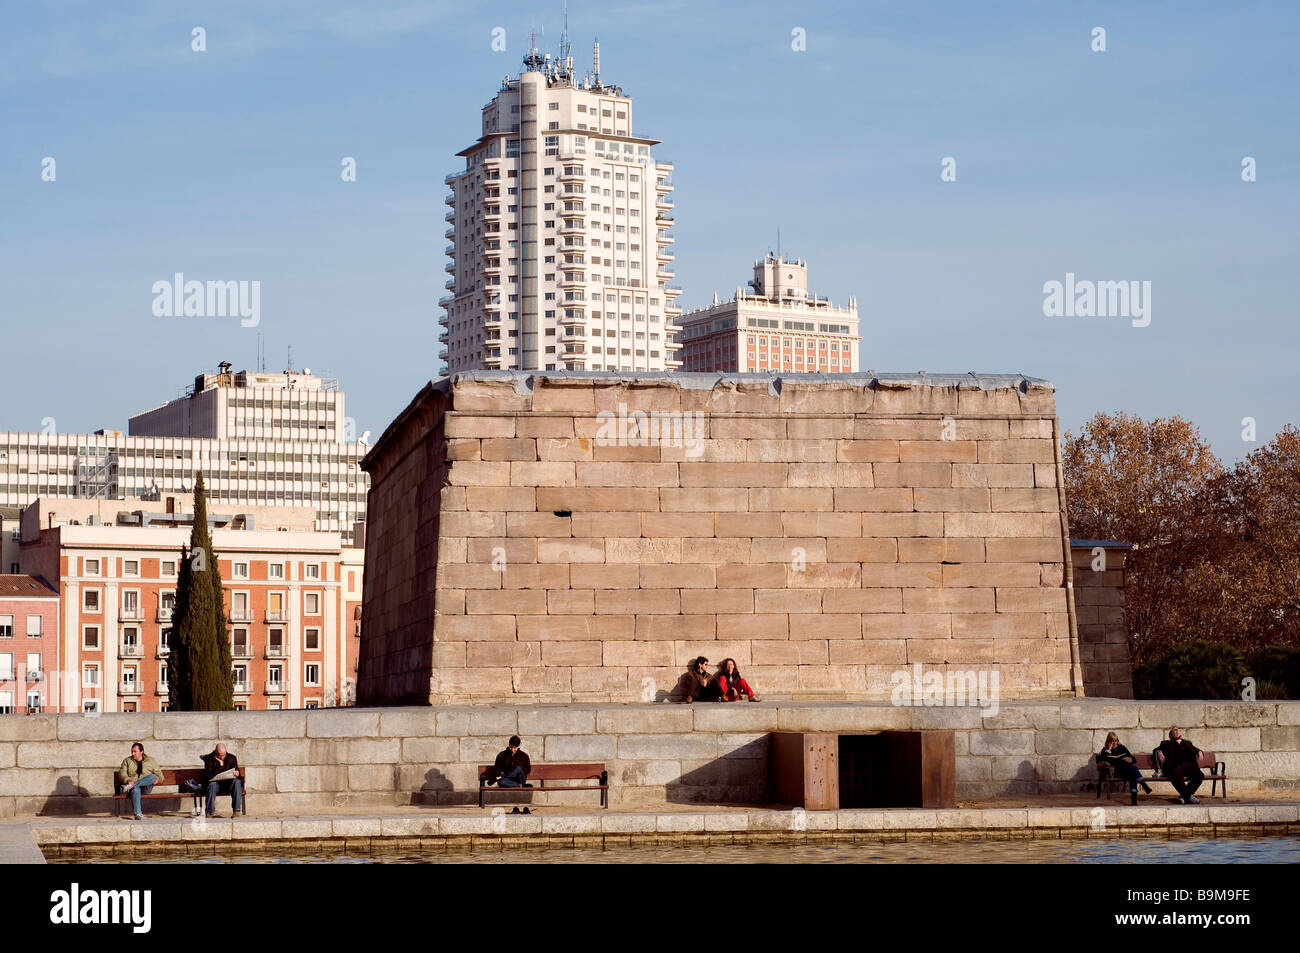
left=0, top=364, right=369, bottom=545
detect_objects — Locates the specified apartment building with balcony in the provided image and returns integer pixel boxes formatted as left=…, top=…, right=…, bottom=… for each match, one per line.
left=441, top=37, right=682, bottom=372
left=677, top=255, right=861, bottom=373
left=15, top=496, right=362, bottom=712
left=0, top=574, right=60, bottom=714
left=0, top=363, right=369, bottom=545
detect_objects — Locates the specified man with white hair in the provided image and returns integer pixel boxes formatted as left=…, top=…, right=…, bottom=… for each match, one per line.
left=200, top=742, right=244, bottom=817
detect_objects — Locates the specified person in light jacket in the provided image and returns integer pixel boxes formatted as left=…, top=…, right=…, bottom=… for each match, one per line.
left=118, top=742, right=162, bottom=820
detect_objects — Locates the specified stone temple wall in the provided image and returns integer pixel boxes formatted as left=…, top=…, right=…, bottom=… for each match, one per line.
left=358, top=372, right=1085, bottom=706
left=1071, top=542, right=1134, bottom=699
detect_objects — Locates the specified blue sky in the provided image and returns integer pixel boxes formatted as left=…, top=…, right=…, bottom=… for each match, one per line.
left=2, top=1, right=1296, bottom=460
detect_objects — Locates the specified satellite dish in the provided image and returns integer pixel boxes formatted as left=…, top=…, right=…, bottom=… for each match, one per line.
left=303, top=367, right=311, bottom=375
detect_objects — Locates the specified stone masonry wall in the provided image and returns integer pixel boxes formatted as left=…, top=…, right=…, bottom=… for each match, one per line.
left=357, top=383, right=449, bottom=706
left=1071, top=543, right=1134, bottom=698
left=359, top=372, right=1081, bottom=705
left=2, top=702, right=1298, bottom=816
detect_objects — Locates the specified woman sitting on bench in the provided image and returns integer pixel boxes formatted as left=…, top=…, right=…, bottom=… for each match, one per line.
left=1098, top=731, right=1152, bottom=805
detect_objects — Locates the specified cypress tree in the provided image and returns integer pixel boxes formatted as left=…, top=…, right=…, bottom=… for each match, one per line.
left=169, top=472, right=233, bottom=710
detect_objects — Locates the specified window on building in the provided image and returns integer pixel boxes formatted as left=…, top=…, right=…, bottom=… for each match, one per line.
left=83, top=664, right=99, bottom=686
left=305, top=592, right=320, bottom=615
left=233, top=561, right=248, bottom=578
left=0, top=615, right=11, bottom=639
left=269, top=563, right=283, bottom=579
left=304, top=627, right=321, bottom=651
left=0, top=691, right=13, bottom=715
left=83, top=625, right=100, bottom=650
left=304, top=663, right=321, bottom=686
left=84, top=558, right=99, bottom=575
left=83, top=589, right=100, bottom=611
left=162, top=560, right=176, bottom=577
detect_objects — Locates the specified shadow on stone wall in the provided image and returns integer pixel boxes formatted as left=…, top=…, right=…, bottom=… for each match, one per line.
left=667, top=734, right=769, bottom=805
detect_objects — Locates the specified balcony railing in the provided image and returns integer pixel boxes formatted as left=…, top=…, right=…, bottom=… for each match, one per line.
left=233, top=681, right=253, bottom=695
left=119, top=680, right=143, bottom=695
left=119, top=643, right=143, bottom=657
left=119, top=607, right=143, bottom=621
left=266, top=645, right=286, bottom=658
left=265, top=611, right=287, bottom=622
left=264, top=681, right=287, bottom=694
left=232, top=644, right=254, bottom=659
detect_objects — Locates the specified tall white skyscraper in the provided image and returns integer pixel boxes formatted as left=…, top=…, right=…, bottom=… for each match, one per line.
left=440, top=34, right=681, bottom=372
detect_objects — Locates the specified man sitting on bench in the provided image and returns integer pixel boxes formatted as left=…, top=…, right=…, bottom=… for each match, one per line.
left=1157, top=727, right=1204, bottom=805
left=485, top=735, right=532, bottom=789
left=118, top=742, right=162, bottom=821
left=200, top=742, right=244, bottom=818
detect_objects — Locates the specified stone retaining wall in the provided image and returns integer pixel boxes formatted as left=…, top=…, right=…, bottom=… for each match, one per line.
left=2, top=701, right=1298, bottom=816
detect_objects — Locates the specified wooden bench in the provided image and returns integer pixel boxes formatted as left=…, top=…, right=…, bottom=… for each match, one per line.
left=1095, top=751, right=1226, bottom=800
left=477, top=763, right=608, bottom=809
left=112, top=767, right=249, bottom=817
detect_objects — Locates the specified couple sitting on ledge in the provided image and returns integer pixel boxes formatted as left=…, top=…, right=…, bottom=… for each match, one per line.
left=680, top=656, right=760, bottom=703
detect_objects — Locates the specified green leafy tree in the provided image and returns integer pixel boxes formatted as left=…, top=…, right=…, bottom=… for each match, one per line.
left=168, top=472, right=233, bottom=710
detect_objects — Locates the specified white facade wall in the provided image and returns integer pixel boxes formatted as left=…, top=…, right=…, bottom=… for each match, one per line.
left=0, top=432, right=368, bottom=545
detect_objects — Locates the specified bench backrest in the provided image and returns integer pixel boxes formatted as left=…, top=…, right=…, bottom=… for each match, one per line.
left=114, top=766, right=246, bottom=792
left=477, top=763, right=604, bottom=782
left=1099, top=752, right=1217, bottom=772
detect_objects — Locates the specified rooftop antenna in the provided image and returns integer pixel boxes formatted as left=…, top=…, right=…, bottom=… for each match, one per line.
left=287, top=345, right=293, bottom=373
left=777, top=228, right=781, bottom=261
left=523, top=26, right=545, bottom=72
left=559, top=0, right=572, bottom=77
left=593, top=37, right=601, bottom=88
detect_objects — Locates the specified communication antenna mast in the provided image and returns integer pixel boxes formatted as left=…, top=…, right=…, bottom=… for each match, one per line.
left=593, top=37, right=601, bottom=88
left=559, top=0, right=573, bottom=77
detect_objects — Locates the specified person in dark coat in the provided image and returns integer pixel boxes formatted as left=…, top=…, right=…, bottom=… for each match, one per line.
left=1098, top=731, right=1152, bottom=805
left=201, top=742, right=244, bottom=817
left=486, top=736, right=532, bottom=788
left=1156, top=728, right=1204, bottom=804
left=680, top=656, right=720, bottom=703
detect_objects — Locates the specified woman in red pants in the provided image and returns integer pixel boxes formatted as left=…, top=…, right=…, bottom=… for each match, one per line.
left=716, top=658, right=760, bottom=702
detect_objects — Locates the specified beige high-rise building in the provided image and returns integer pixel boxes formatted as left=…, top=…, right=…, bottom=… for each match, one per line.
left=678, top=254, right=861, bottom=373
left=441, top=37, right=681, bottom=372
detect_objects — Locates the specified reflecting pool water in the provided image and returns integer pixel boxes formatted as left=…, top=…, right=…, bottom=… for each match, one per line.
left=54, top=835, right=1300, bottom=865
